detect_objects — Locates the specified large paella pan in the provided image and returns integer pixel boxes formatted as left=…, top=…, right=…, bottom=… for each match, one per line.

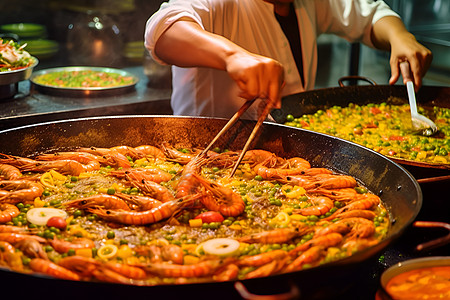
left=0, top=116, right=421, bottom=299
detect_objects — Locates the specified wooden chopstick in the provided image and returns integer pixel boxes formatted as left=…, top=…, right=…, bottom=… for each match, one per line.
left=200, top=98, right=272, bottom=177
left=229, top=100, right=273, bottom=177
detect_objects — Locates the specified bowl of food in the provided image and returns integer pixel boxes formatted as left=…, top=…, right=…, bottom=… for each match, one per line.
left=0, top=38, right=38, bottom=86
left=30, top=66, right=139, bottom=97
left=378, top=256, right=450, bottom=300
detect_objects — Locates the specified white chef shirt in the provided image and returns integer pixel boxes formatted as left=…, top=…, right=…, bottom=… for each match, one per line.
left=145, top=0, right=399, bottom=119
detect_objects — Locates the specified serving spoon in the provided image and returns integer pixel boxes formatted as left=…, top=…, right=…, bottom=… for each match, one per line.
left=400, top=61, right=438, bottom=136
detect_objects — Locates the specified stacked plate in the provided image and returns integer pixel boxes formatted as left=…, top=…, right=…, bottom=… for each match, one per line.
left=0, top=23, right=59, bottom=60
left=0, top=23, right=47, bottom=39
left=124, top=40, right=145, bottom=63
left=21, top=39, right=59, bottom=60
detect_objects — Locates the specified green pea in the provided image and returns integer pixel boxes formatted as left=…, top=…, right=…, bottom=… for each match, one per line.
left=254, top=175, right=263, bottom=181
left=67, top=249, right=76, bottom=256
left=354, top=187, right=368, bottom=194
left=107, top=188, right=116, bottom=195
left=286, top=114, right=295, bottom=122
left=106, top=231, right=115, bottom=239
left=308, top=215, right=319, bottom=222
left=119, top=239, right=128, bottom=245
left=73, top=210, right=83, bottom=218
left=87, top=214, right=97, bottom=221
left=222, top=219, right=232, bottom=226
left=22, top=256, right=31, bottom=265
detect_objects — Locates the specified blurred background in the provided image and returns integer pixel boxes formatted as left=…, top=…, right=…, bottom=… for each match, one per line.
left=0, top=0, right=448, bottom=88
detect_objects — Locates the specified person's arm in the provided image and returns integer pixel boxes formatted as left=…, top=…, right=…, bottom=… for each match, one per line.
left=370, top=16, right=432, bottom=90
left=154, top=19, right=284, bottom=108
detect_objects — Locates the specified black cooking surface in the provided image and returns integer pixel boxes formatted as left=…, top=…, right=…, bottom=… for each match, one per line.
left=0, top=81, right=448, bottom=299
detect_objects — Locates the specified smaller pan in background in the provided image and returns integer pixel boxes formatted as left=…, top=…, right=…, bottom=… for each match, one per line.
left=271, top=81, right=450, bottom=175
left=30, top=66, right=139, bottom=97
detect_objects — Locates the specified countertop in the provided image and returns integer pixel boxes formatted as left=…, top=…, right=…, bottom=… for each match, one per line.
left=0, top=66, right=173, bottom=130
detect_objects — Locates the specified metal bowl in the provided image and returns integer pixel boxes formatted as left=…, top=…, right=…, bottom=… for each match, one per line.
left=30, top=66, right=139, bottom=97
left=378, top=256, right=450, bottom=300
left=0, top=57, right=38, bottom=86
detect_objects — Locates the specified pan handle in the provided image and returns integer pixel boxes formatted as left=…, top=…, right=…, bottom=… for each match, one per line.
left=416, top=175, right=450, bottom=184
left=234, top=281, right=301, bottom=300
left=338, top=76, right=377, bottom=87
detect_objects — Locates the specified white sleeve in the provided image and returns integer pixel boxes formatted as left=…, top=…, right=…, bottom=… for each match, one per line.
left=315, top=0, right=400, bottom=47
left=144, top=0, right=210, bottom=64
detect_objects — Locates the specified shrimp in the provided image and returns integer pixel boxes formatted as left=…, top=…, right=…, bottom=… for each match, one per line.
left=125, top=171, right=174, bottom=202
left=253, top=156, right=310, bottom=180
left=298, top=168, right=333, bottom=176
left=314, top=221, right=352, bottom=237
left=115, top=192, right=163, bottom=211
left=49, top=237, right=95, bottom=254
left=0, top=163, right=22, bottom=180
left=57, top=255, right=100, bottom=277
left=134, top=145, right=166, bottom=159
left=285, top=246, right=325, bottom=273
left=0, top=153, right=87, bottom=176
left=0, top=203, right=20, bottom=223
left=133, top=244, right=163, bottom=263
left=337, top=217, right=376, bottom=240
left=244, top=259, right=278, bottom=279
left=143, top=257, right=234, bottom=278
left=213, top=263, right=239, bottom=282
left=91, top=266, right=148, bottom=286
left=175, top=152, right=210, bottom=197
left=0, top=241, right=23, bottom=271
left=89, top=197, right=194, bottom=225
left=289, top=233, right=343, bottom=257
left=35, top=152, right=101, bottom=172
left=161, top=143, right=197, bottom=165
left=15, top=238, right=48, bottom=259
left=76, top=147, right=131, bottom=169
left=293, top=196, right=334, bottom=216
left=0, top=225, right=37, bottom=234
left=193, top=173, right=245, bottom=217
left=238, top=228, right=307, bottom=244
left=29, top=258, right=81, bottom=281
left=0, top=180, right=44, bottom=204
left=104, top=261, right=148, bottom=279
left=327, top=209, right=376, bottom=221
left=306, top=174, right=357, bottom=190
left=237, top=249, right=288, bottom=267
left=242, top=149, right=278, bottom=166
left=0, top=233, right=46, bottom=244
left=313, top=188, right=359, bottom=203
left=110, top=168, right=172, bottom=184
left=64, top=194, right=131, bottom=211
left=161, top=244, right=184, bottom=264
left=326, top=193, right=381, bottom=220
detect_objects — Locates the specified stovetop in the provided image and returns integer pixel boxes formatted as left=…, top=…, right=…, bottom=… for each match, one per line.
left=0, top=70, right=448, bottom=299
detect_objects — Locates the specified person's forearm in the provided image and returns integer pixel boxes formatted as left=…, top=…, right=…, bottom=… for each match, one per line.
left=370, top=16, right=414, bottom=51
left=154, top=19, right=244, bottom=70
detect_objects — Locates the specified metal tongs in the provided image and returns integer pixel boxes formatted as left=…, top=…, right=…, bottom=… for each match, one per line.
left=200, top=98, right=273, bottom=177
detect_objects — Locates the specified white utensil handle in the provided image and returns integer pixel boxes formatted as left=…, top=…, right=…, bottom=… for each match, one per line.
left=400, top=61, right=418, bottom=115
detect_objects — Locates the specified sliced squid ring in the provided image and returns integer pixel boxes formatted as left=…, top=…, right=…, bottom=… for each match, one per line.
left=202, top=238, right=240, bottom=257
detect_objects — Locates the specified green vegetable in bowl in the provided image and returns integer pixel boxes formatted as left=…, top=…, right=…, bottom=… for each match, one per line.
left=0, top=38, right=34, bottom=71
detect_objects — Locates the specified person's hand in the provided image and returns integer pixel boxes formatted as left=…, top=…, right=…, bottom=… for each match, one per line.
left=388, top=32, right=432, bottom=90
left=225, top=51, right=285, bottom=109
